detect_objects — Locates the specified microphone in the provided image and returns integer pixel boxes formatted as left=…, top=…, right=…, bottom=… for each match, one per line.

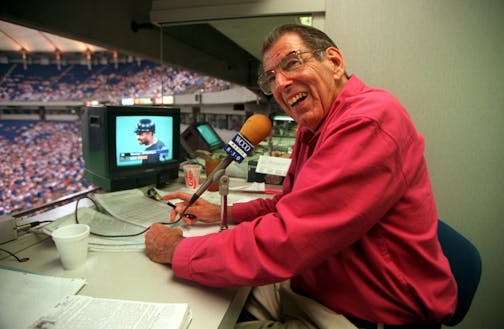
left=181, top=114, right=272, bottom=214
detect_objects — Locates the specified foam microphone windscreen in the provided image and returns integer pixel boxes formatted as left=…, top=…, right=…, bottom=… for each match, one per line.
left=239, top=114, right=272, bottom=146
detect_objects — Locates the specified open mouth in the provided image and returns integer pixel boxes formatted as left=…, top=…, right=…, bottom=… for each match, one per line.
left=288, top=92, right=307, bottom=107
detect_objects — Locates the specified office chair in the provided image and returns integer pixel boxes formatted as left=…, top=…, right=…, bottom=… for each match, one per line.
left=437, top=219, right=482, bottom=326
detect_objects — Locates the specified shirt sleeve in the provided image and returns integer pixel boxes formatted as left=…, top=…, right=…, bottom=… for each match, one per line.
left=231, top=194, right=281, bottom=223
left=171, top=113, right=410, bottom=287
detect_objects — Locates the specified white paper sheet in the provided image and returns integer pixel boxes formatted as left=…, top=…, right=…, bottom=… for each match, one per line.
left=0, top=267, right=86, bottom=329
left=34, top=185, right=268, bottom=252
left=27, top=295, right=191, bottom=329
left=255, top=155, right=291, bottom=176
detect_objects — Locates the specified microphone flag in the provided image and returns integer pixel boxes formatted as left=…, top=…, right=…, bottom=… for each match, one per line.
left=224, top=133, right=254, bottom=163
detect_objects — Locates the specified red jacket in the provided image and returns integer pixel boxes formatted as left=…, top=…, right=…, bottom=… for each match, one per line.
left=173, top=76, right=457, bottom=324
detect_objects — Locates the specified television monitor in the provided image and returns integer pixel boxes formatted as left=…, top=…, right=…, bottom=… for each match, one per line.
left=81, top=105, right=181, bottom=191
left=180, top=122, right=225, bottom=158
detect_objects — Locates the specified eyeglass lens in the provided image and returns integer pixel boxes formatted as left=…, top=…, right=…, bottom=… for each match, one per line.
left=258, top=50, right=321, bottom=95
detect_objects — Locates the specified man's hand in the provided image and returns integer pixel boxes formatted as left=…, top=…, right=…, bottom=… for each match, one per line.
left=145, top=223, right=184, bottom=264
left=163, top=192, right=222, bottom=224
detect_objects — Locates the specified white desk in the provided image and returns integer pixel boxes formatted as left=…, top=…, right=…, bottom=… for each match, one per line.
left=0, top=179, right=267, bottom=329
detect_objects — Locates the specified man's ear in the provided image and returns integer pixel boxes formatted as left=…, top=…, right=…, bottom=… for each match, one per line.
left=325, top=47, right=346, bottom=79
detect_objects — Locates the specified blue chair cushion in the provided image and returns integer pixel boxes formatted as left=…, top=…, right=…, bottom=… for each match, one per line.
left=437, top=220, right=482, bottom=326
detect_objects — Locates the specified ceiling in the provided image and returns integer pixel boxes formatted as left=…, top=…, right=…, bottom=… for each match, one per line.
left=209, top=16, right=301, bottom=61
left=0, top=0, right=321, bottom=90
left=0, top=20, right=106, bottom=53
left=0, top=17, right=298, bottom=87
left=0, top=15, right=302, bottom=61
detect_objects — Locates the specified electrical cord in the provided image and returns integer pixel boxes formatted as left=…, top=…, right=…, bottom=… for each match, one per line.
left=74, top=195, right=183, bottom=238
left=0, top=247, right=29, bottom=262
left=0, top=220, right=54, bottom=262
left=16, top=220, right=53, bottom=232
left=0, top=191, right=185, bottom=262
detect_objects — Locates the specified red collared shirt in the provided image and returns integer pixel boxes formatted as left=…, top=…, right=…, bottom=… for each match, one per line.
left=173, top=75, right=457, bottom=324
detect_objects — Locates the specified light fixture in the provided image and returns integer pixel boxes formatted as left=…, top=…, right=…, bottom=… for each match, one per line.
left=85, top=48, right=92, bottom=70
left=21, top=48, right=27, bottom=70
left=55, top=48, right=61, bottom=70
left=113, top=51, right=118, bottom=69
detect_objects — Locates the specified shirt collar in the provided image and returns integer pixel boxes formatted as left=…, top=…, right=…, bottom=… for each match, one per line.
left=298, top=75, right=366, bottom=144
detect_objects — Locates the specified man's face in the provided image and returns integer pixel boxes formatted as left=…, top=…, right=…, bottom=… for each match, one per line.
left=137, top=131, right=152, bottom=145
left=261, top=33, right=344, bottom=132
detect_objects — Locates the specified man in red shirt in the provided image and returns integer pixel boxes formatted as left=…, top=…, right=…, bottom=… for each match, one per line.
left=145, top=24, right=457, bottom=328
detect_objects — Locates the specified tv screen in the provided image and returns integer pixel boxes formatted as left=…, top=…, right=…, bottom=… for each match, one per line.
left=180, top=122, right=224, bottom=157
left=195, top=123, right=223, bottom=150
left=82, top=106, right=181, bottom=192
left=116, top=115, right=174, bottom=167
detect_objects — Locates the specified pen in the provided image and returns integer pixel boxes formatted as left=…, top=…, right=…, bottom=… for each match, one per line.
left=166, top=201, right=196, bottom=219
left=166, top=201, right=177, bottom=209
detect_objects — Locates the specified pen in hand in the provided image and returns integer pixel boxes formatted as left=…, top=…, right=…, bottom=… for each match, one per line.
left=146, top=188, right=196, bottom=221
left=166, top=201, right=196, bottom=219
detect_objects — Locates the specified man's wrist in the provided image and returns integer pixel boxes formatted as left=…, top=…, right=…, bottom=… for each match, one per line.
left=169, top=234, right=185, bottom=263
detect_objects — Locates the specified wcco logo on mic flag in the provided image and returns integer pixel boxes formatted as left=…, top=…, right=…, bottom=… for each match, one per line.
left=224, top=133, right=254, bottom=163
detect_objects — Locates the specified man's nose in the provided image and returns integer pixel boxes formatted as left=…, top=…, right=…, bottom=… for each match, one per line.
left=273, top=71, right=292, bottom=92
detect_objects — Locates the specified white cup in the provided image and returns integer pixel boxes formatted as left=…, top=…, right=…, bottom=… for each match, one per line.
left=182, top=164, right=202, bottom=189
left=52, top=224, right=90, bottom=270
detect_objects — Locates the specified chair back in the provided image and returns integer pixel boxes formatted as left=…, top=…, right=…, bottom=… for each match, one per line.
left=437, top=219, right=482, bottom=326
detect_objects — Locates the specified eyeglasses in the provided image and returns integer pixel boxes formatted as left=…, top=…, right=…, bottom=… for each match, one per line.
left=257, top=49, right=325, bottom=95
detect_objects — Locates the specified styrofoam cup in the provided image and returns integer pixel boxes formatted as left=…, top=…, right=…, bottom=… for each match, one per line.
left=52, top=224, right=90, bottom=270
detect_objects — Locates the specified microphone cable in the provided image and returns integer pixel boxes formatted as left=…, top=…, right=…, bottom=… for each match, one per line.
left=73, top=194, right=184, bottom=238
left=0, top=191, right=184, bottom=262
left=1, top=220, right=55, bottom=262
left=0, top=246, right=29, bottom=262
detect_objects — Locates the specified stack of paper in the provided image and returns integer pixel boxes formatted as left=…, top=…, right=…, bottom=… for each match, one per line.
left=38, top=208, right=148, bottom=252
left=36, top=185, right=270, bottom=252
left=0, top=266, right=192, bottom=329
left=28, top=295, right=191, bottom=329
left=0, top=267, right=86, bottom=329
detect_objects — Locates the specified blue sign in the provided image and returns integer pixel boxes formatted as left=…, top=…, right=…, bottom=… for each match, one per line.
left=224, top=133, right=254, bottom=163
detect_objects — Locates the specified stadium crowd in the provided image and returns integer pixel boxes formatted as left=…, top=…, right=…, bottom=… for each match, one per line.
left=0, top=60, right=232, bottom=103
left=0, top=120, right=87, bottom=216
left=0, top=60, right=236, bottom=215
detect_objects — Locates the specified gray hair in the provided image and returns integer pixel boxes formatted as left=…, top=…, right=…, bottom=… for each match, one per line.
left=261, top=24, right=338, bottom=56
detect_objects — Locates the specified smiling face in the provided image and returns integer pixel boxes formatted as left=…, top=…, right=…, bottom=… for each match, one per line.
left=261, top=32, right=347, bottom=132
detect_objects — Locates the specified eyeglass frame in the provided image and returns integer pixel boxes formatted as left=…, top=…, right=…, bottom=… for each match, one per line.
left=257, top=48, right=326, bottom=95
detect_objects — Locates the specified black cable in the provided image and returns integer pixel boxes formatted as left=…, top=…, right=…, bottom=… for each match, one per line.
left=16, top=220, right=53, bottom=232
left=74, top=195, right=183, bottom=238
left=1, top=220, right=55, bottom=263
left=1, top=192, right=184, bottom=263
left=0, top=247, right=29, bottom=262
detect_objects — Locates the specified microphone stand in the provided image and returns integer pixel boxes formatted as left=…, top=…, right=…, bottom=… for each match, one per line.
left=219, top=175, right=229, bottom=231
